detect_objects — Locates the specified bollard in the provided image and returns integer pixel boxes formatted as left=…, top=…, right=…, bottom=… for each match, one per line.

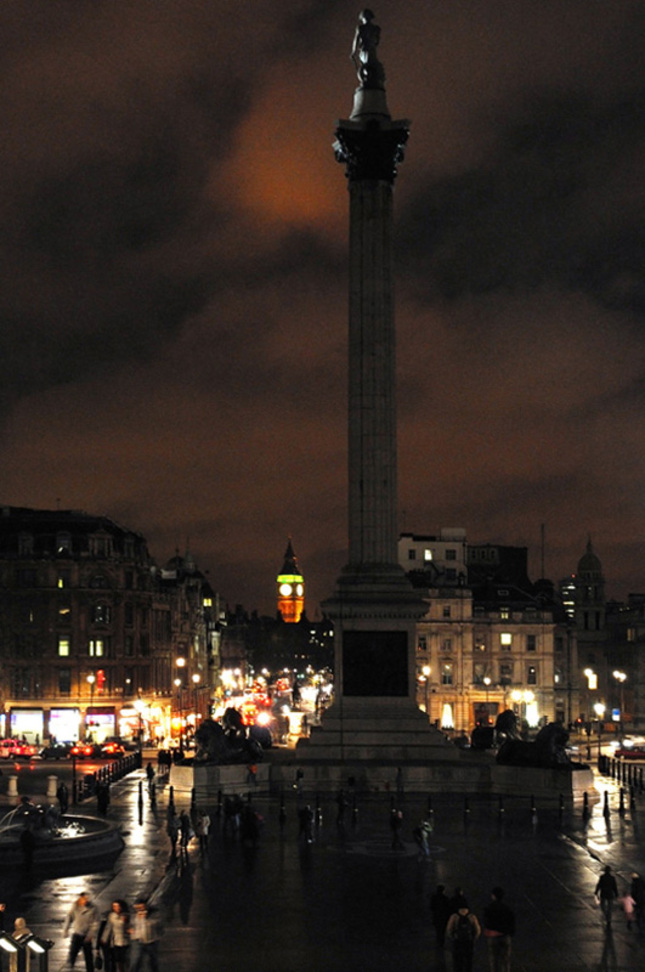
left=498, top=795, right=505, bottom=818
left=47, top=774, right=58, bottom=800
left=150, top=782, right=156, bottom=808
left=630, top=786, right=637, bottom=811
left=530, top=795, right=536, bottom=815
left=168, top=785, right=175, bottom=812
left=191, top=787, right=196, bottom=812
left=426, top=794, right=434, bottom=817
left=464, top=797, right=470, bottom=819
left=216, top=789, right=223, bottom=816
left=315, top=794, right=322, bottom=828
left=619, top=788, right=626, bottom=815
left=603, top=791, right=610, bottom=818
left=138, top=779, right=144, bottom=805
left=582, top=791, right=590, bottom=819
left=351, top=794, right=358, bottom=828
left=7, top=775, right=18, bottom=798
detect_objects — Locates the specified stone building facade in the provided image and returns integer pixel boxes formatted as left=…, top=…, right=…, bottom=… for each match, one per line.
left=0, top=506, right=219, bottom=745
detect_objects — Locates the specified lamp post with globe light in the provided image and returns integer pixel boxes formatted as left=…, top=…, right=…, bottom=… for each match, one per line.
left=421, top=665, right=430, bottom=717
left=175, top=657, right=186, bottom=751
left=594, top=701, right=606, bottom=759
left=612, top=670, right=627, bottom=739
left=86, top=674, right=96, bottom=741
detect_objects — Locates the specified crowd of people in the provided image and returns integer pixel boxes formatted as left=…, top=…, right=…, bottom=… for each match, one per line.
left=62, top=892, right=163, bottom=972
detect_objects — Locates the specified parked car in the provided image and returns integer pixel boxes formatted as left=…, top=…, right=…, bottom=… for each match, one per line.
left=0, top=738, right=38, bottom=759
left=39, top=742, right=73, bottom=760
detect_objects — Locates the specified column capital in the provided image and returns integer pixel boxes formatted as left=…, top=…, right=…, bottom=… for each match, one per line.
left=334, top=118, right=409, bottom=184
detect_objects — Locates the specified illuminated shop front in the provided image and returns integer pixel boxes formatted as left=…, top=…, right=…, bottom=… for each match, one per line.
left=10, top=708, right=44, bottom=743
left=85, top=707, right=116, bottom=743
left=49, top=708, right=81, bottom=742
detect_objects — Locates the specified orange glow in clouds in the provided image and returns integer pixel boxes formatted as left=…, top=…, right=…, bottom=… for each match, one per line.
left=216, top=79, right=340, bottom=233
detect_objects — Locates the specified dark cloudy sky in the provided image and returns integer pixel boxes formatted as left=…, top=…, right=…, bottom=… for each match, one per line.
left=1, top=1, right=644, bottom=615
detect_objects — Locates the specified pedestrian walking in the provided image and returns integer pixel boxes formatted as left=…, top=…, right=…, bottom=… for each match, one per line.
left=622, top=892, right=636, bottom=931
left=57, top=781, right=69, bottom=814
left=413, top=815, right=432, bottom=861
left=179, top=810, right=193, bottom=854
left=194, top=809, right=211, bottom=853
left=96, top=781, right=110, bottom=815
left=145, top=762, right=155, bottom=790
left=100, top=900, right=130, bottom=972
left=595, top=865, right=618, bottom=926
left=298, top=804, right=314, bottom=844
left=430, top=884, right=452, bottom=947
left=129, top=899, right=162, bottom=972
left=389, top=807, right=404, bottom=849
left=63, top=892, right=99, bottom=972
left=483, top=886, right=515, bottom=972
left=166, top=811, right=179, bottom=856
left=446, top=904, right=481, bottom=972
left=631, top=872, right=645, bottom=930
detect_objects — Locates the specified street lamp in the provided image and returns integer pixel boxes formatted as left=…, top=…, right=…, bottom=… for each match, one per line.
left=86, top=674, right=96, bottom=741
left=612, top=670, right=627, bottom=739
left=133, top=697, right=145, bottom=752
left=422, top=665, right=431, bottom=717
left=593, top=701, right=606, bottom=759
left=174, top=676, right=183, bottom=752
left=483, top=676, right=491, bottom=724
left=192, top=673, right=201, bottom=726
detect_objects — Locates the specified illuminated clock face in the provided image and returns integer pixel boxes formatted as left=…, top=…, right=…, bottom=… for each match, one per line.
left=296, top=584, right=304, bottom=596
left=279, top=583, right=293, bottom=597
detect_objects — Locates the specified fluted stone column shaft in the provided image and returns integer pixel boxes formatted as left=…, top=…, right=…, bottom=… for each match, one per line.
left=348, top=179, right=397, bottom=568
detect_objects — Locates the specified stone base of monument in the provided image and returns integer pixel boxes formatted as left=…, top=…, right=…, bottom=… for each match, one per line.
left=294, top=703, right=455, bottom=764
left=491, top=764, right=597, bottom=807
left=169, top=749, right=596, bottom=807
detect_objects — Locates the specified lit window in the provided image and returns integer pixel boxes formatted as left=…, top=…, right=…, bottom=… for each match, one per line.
left=500, top=632, right=512, bottom=648
left=203, top=597, right=213, bottom=607
left=58, top=571, right=70, bottom=589
left=527, top=666, right=537, bottom=685
left=441, top=664, right=453, bottom=685
left=58, top=637, right=70, bottom=657
left=88, top=639, right=104, bottom=657
left=424, top=549, right=433, bottom=562
left=500, top=607, right=510, bottom=620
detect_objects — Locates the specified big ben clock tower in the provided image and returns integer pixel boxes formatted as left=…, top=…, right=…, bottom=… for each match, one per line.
left=277, top=539, right=305, bottom=623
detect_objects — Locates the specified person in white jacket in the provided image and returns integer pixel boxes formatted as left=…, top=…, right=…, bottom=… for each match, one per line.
left=62, top=892, right=99, bottom=971
left=100, top=900, right=130, bottom=972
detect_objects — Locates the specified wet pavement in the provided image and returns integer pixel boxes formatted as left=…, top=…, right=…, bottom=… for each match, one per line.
left=1, top=758, right=644, bottom=971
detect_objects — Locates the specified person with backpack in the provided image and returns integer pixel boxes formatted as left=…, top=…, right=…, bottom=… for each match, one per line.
left=446, top=903, right=481, bottom=972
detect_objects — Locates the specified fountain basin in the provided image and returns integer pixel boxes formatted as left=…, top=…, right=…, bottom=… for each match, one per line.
left=0, top=814, right=124, bottom=873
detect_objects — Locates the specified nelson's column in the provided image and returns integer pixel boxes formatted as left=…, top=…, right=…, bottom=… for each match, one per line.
left=298, top=11, right=452, bottom=778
